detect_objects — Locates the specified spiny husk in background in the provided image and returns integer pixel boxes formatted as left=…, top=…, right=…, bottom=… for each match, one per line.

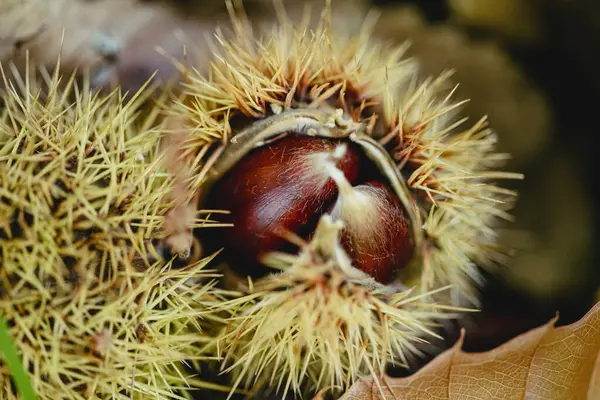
left=162, top=0, right=521, bottom=397
left=0, top=60, right=228, bottom=399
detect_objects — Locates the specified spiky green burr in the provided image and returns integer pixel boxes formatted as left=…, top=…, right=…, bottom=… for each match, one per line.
left=160, top=1, right=523, bottom=397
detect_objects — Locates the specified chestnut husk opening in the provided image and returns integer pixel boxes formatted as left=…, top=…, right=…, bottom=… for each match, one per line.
left=196, top=106, right=424, bottom=288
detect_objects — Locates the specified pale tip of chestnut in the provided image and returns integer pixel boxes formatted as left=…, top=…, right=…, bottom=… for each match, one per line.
left=330, top=143, right=348, bottom=161
left=324, top=162, right=415, bottom=284
left=303, top=142, right=349, bottom=184
left=323, top=160, right=359, bottom=200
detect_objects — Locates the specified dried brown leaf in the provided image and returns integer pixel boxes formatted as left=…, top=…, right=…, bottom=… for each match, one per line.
left=340, top=302, right=600, bottom=400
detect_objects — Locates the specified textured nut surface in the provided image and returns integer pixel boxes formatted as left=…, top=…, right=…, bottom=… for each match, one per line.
left=205, top=135, right=362, bottom=277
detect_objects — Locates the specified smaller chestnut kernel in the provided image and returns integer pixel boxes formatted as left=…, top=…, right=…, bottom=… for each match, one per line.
left=326, top=163, right=414, bottom=284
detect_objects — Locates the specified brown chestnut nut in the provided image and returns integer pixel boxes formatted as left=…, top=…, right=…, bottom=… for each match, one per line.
left=205, top=135, right=362, bottom=277
left=326, top=162, right=414, bottom=283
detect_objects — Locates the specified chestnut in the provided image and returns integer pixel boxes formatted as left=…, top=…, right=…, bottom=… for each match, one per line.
left=326, top=161, right=414, bottom=283
left=205, top=135, right=362, bottom=277
left=204, top=132, right=416, bottom=284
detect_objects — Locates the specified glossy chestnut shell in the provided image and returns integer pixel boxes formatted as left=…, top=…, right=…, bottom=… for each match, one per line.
left=204, top=133, right=415, bottom=283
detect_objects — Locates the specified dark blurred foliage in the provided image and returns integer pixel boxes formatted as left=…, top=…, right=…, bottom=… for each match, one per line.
left=374, top=0, right=450, bottom=21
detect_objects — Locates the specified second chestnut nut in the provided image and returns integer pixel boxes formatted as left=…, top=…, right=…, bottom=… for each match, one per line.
left=205, top=133, right=415, bottom=284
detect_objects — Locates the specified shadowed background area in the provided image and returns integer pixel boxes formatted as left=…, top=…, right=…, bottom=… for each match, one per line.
left=2, top=0, right=599, bottom=397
